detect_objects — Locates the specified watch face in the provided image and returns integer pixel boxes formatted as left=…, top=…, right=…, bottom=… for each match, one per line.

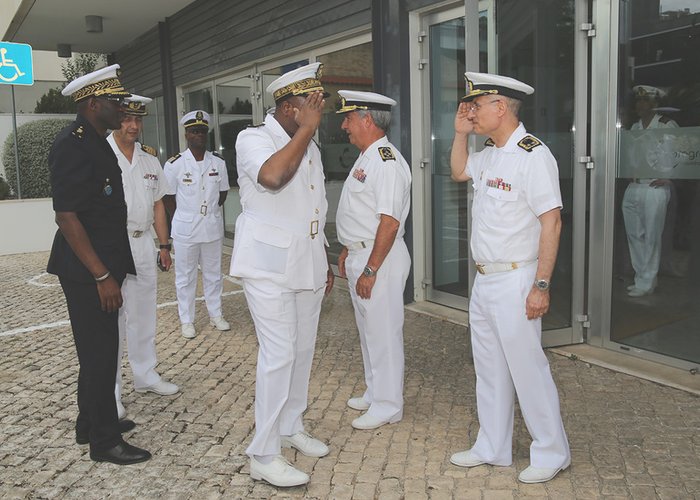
left=536, top=279, right=550, bottom=290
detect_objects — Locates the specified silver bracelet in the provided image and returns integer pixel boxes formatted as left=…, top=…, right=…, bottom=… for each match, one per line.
left=95, top=271, right=111, bottom=282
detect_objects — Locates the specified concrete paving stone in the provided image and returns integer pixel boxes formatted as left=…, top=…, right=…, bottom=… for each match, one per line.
left=481, top=490, right=515, bottom=500
left=2, top=250, right=700, bottom=498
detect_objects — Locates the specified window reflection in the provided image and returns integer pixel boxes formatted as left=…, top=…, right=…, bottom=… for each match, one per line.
left=612, top=0, right=700, bottom=363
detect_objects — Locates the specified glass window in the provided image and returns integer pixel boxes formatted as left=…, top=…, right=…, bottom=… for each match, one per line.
left=317, top=42, right=374, bottom=262
left=141, top=95, right=167, bottom=163
left=216, top=75, right=254, bottom=238
left=611, top=1, right=700, bottom=363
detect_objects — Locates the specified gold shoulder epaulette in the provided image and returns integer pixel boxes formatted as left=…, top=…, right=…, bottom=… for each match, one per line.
left=71, top=125, right=84, bottom=139
left=141, top=144, right=157, bottom=157
left=378, top=146, right=396, bottom=162
left=212, top=151, right=224, bottom=160
left=484, top=138, right=495, bottom=147
left=517, top=135, right=542, bottom=152
left=167, top=153, right=181, bottom=163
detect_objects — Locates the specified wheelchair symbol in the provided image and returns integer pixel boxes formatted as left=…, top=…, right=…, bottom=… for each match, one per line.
left=0, top=48, right=27, bottom=83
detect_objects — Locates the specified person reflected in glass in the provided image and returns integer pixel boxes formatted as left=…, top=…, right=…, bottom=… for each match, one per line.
left=622, top=85, right=679, bottom=297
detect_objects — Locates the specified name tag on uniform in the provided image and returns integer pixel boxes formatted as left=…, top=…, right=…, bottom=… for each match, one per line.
left=208, top=171, right=219, bottom=176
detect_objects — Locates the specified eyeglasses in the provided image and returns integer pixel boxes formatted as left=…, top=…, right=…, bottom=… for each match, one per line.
left=465, top=99, right=501, bottom=113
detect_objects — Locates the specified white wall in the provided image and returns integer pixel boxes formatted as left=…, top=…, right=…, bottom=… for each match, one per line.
left=0, top=198, right=55, bottom=255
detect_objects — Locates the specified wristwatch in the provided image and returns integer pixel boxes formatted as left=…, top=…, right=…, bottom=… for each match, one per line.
left=534, top=279, right=550, bottom=291
left=363, top=265, right=376, bottom=278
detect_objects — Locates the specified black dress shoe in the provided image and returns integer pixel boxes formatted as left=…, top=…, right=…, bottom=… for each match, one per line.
left=75, top=419, right=137, bottom=445
left=89, top=441, right=151, bottom=465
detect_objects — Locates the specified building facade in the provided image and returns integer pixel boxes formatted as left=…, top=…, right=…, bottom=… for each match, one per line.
left=6, top=0, right=700, bottom=374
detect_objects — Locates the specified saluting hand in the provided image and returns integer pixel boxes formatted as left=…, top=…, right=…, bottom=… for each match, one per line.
left=96, top=276, right=123, bottom=313
left=454, top=102, right=474, bottom=136
left=294, top=91, right=325, bottom=131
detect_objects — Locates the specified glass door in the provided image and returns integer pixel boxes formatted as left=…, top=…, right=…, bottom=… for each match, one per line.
left=416, top=1, right=586, bottom=346
left=591, top=0, right=700, bottom=369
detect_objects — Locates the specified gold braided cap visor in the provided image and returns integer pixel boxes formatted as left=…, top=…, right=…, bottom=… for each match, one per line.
left=336, top=97, right=393, bottom=114
left=183, top=120, right=209, bottom=128
left=272, top=78, right=328, bottom=101
left=71, top=78, right=131, bottom=102
left=122, top=101, right=148, bottom=116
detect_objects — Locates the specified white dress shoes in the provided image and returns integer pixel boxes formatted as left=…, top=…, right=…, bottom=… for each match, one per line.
left=135, top=379, right=180, bottom=396
left=351, top=412, right=400, bottom=430
left=518, top=463, right=569, bottom=483
left=250, top=456, right=309, bottom=487
left=450, top=449, right=486, bottom=468
left=210, top=316, right=230, bottom=331
left=181, top=323, right=196, bottom=339
left=281, top=431, right=329, bottom=458
left=116, top=400, right=127, bottom=420
left=347, top=397, right=370, bottom=411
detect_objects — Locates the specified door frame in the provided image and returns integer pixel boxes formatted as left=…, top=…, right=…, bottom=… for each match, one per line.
left=588, top=0, right=699, bottom=370
left=410, top=0, right=587, bottom=347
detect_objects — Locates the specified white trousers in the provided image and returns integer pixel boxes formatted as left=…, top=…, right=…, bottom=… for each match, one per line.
left=115, top=235, right=161, bottom=402
left=243, top=279, right=324, bottom=457
left=469, top=262, right=570, bottom=469
left=345, top=240, right=411, bottom=422
left=172, top=238, right=224, bottom=324
left=622, top=182, right=670, bottom=291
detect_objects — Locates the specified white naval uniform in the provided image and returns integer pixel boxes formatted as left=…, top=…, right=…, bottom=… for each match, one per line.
left=336, top=136, right=411, bottom=423
left=465, top=123, right=570, bottom=469
left=107, top=134, right=169, bottom=401
left=622, top=114, right=678, bottom=292
left=230, top=113, right=329, bottom=458
left=163, top=148, right=230, bottom=324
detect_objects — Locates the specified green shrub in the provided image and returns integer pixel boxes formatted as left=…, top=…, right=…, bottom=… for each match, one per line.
left=0, top=175, right=11, bottom=200
left=2, top=119, right=72, bottom=199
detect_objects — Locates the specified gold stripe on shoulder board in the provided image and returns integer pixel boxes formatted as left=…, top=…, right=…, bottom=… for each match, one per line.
left=378, top=146, right=396, bottom=161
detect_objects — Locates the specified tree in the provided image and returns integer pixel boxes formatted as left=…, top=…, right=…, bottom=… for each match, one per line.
left=33, top=53, right=107, bottom=114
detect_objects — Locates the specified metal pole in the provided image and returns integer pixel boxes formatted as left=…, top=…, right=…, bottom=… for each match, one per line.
left=10, top=84, right=21, bottom=199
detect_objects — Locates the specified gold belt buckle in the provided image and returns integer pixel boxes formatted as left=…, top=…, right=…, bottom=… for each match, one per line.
left=310, top=220, right=319, bottom=239
left=476, top=264, right=485, bottom=274
left=132, top=230, right=143, bottom=238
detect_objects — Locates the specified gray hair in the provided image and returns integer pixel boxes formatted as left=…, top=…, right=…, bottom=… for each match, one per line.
left=356, top=109, right=392, bottom=132
left=503, top=96, right=522, bottom=118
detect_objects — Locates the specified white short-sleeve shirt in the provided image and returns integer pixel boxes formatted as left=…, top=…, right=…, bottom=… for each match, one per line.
left=336, top=136, right=412, bottom=245
left=107, top=134, right=169, bottom=233
left=466, top=123, right=562, bottom=264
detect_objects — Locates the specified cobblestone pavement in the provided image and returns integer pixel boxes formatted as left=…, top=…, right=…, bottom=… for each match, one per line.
left=1, top=251, right=699, bottom=499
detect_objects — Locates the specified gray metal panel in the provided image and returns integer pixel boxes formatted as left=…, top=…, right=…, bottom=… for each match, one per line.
left=168, top=0, right=371, bottom=86
left=116, top=25, right=164, bottom=97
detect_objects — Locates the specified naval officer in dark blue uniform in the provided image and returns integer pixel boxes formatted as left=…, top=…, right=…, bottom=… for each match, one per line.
left=47, top=64, right=151, bottom=465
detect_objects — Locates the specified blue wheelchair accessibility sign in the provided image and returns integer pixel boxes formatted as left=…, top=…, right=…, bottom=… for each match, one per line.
left=0, top=42, right=34, bottom=86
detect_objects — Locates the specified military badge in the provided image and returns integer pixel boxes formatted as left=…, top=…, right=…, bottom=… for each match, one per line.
left=378, top=146, right=396, bottom=161
left=352, top=168, right=367, bottom=183
left=486, top=177, right=512, bottom=191
left=102, top=178, right=112, bottom=196
left=484, top=138, right=495, bottom=147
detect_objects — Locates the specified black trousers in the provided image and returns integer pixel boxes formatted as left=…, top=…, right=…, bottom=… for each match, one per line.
left=59, top=277, right=121, bottom=452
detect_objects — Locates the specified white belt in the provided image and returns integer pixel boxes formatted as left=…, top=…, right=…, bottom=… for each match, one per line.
left=243, top=210, right=320, bottom=239
left=346, top=240, right=374, bottom=251
left=475, top=260, right=535, bottom=275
